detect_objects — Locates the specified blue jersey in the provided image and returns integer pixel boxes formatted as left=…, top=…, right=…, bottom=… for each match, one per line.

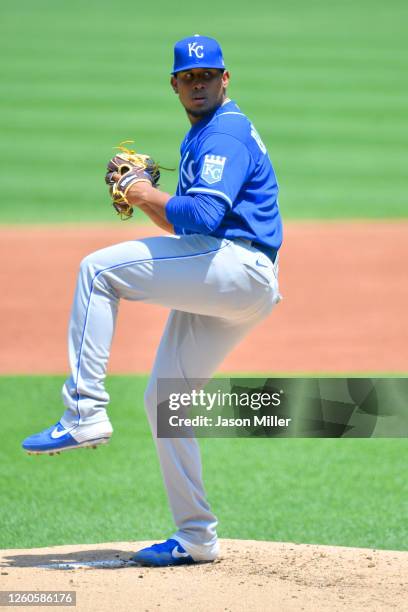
left=174, top=100, right=282, bottom=250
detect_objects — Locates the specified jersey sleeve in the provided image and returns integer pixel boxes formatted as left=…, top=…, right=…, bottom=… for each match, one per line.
left=165, top=193, right=229, bottom=234
left=186, top=133, right=253, bottom=207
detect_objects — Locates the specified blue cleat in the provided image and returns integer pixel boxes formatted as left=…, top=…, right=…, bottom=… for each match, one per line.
left=22, top=420, right=112, bottom=455
left=131, top=539, right=196, bottom=567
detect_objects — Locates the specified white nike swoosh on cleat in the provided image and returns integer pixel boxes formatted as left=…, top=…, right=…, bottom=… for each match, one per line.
left=171, top=546, right=190, bottom=559
left=50, top=426, right=75, bottom=439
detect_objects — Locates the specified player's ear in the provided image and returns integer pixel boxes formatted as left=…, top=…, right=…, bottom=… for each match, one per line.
left=170, top=76, right=178, bottom=94
left=222, top=70, right=230, bottom=89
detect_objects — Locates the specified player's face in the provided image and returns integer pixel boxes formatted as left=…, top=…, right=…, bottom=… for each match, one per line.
left=171, top=68, right=230, bottom=123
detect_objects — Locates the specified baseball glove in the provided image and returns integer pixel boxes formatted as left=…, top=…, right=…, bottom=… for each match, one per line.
left=105, top=141, right=161, bottom=220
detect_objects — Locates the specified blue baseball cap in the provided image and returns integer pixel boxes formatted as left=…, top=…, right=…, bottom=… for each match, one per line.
left=172, top=35, right=225, bottom=74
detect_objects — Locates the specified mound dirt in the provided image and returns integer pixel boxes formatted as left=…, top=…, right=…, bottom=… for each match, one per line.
left=1, top=539, right=406, bottom=611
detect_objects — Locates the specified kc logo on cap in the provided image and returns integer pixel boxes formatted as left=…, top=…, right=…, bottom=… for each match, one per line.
left=172, top=35, right=225, bottom=74
left=188, top=42, right=204, bottom=58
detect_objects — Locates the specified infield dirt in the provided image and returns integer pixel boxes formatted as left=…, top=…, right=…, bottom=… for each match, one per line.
left=1, top=221, right=408, bottom=374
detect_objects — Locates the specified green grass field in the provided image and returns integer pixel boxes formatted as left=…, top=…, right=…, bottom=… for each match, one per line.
left=1, top=376, right=407, bottom=551
left=1, top=0, right=407, bottom=222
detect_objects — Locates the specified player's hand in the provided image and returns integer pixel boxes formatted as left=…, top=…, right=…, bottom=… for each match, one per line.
left=105, top=142, right=161, bottom=220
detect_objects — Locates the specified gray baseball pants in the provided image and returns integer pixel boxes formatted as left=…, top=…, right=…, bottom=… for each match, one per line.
left=60, top=233, right=281, bottom=561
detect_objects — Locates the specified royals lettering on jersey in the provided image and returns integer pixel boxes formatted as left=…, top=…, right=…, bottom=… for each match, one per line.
left=176, top=100, right=283, bottom=250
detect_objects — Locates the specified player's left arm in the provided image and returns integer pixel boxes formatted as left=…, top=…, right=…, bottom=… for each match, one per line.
left=130, top=187, right=175, bottom=233
left=126, top=133, right=253, bottom=233
left=108, top=168, right=174, bottom=233
left=127, top=181, right=229, bottom=235
left=182, top=133, right=253, bottom=209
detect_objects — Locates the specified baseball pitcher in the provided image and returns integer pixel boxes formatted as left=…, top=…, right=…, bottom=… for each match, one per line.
left=22, top=35, right=283, bottom=567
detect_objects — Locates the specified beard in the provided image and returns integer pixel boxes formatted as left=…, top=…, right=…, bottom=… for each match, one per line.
left=188, top=109, right=210, bottom=118
left=186, top=101, right=220, bottom=120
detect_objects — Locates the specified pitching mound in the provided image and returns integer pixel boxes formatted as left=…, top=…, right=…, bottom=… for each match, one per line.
left=1, top=539, right=406, bottom=611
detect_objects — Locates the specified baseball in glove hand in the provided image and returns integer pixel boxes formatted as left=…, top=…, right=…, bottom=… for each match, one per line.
left=105, top=141, right=161, bottom=220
